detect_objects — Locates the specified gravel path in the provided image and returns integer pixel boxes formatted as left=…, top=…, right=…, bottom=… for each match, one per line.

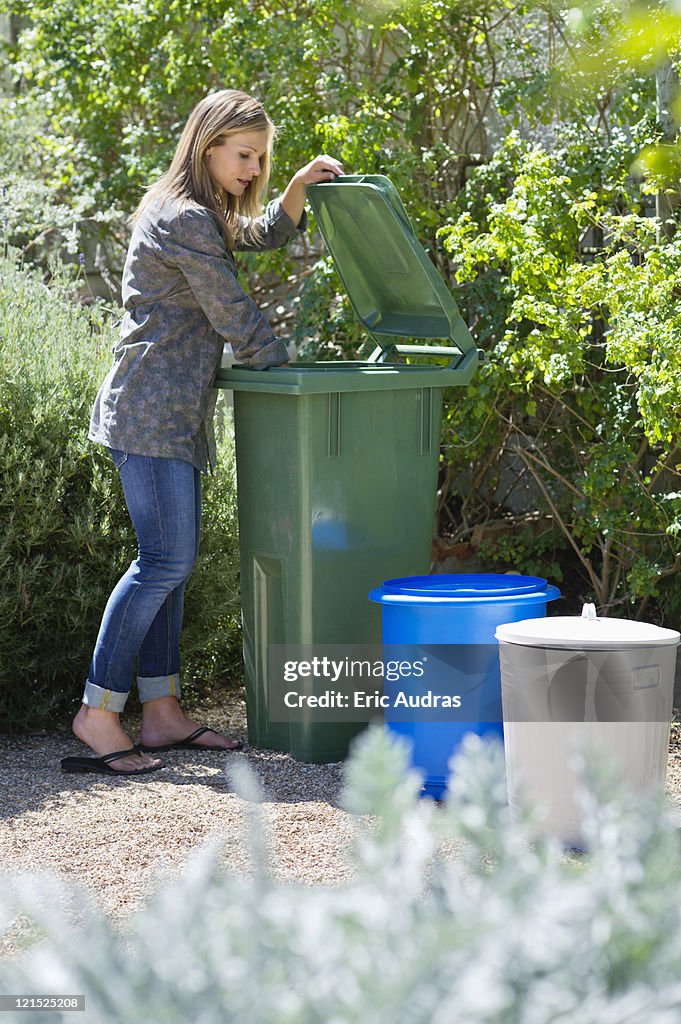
left=0, top=688, right=356, bottom=958
left=1, top=688, right=680, bottom=960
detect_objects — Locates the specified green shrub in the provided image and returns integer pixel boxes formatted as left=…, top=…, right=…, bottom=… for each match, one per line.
left=437, top=134, right=681, bottom=618
left=2, top=727, right=681, bottom=1021
left=0, top=249, right=242, bottom=733
left=3, top=0, right=641, bottom=283
left=182, top=408, right=242, bottom=695
left=0, top=94, right=124, bottom=271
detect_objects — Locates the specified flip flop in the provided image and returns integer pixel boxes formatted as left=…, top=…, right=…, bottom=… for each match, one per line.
left=138, top=726, right=244, bottom=754
left=60, top=745, right=165, bottom=776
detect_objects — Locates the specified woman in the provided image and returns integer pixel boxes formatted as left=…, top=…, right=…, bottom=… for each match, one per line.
left=61, top=89, right=343, bottom=776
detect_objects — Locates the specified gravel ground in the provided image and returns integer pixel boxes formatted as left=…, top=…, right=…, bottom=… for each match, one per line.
left=1, top=688, right=681, bottom=960
left=0, top=688, right=356, bottom=958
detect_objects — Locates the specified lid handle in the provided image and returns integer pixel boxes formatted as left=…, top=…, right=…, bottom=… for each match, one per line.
left=368, top=341, right=478, bottom=375
left=581, top=602, right=598, bottom=620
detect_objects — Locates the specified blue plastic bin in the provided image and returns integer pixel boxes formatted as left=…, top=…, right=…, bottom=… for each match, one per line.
left=368, top=574, right=560, bottom=798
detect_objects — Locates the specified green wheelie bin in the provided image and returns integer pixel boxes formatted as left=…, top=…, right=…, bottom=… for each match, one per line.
left=215, top=175, right=479, bottom=763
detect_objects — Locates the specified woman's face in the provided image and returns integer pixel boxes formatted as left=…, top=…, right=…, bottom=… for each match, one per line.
left=205, top=129, right=269, bottom=197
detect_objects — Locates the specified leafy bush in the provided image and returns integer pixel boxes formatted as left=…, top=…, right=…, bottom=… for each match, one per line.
left=3, top=1, right=641, bottom=278
left=292, top=255, right=367, bottom=360
left=2, top=0, right=540, bottom=218
left=182, top=409, right=242, bottom=694
left=0, top=249, right=242, bottom=732
left=0, top=93, right=126, bottom=276
left=437, top=133, right=681, bottom=618
left=2, top=727, right=681, bottom=1022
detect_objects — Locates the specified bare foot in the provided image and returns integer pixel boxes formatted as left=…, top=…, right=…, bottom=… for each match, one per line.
left=73, top=705, right=164, bottom=772
left=139, top=696, right=242, bottom=751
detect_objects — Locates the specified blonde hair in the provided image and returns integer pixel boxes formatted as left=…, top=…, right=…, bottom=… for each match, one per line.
left=130, top=89, right=276, bottom=248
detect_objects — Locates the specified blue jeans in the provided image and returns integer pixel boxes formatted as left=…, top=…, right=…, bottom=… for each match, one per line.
left=82, top=449, right=202, bottom=713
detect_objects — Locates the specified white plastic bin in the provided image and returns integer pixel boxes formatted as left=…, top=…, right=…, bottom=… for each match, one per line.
left=496, top=604, right=680, bottom=847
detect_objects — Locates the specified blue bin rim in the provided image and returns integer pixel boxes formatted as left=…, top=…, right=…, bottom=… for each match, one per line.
left=369, top=573, right=561, bottom=605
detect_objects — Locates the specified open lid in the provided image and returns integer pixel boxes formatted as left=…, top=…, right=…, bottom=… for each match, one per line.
left=306, top=175, right=478, bottom=375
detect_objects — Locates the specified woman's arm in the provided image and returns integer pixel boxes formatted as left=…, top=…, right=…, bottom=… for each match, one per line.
left=161, top=205, right=289, bottom=368
left=235, top=154, right=344, bottom=253
left=235, top=196, right=307, bottom=252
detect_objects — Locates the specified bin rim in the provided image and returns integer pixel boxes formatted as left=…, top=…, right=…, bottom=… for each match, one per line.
left=369, top=573, right=561, bottom=606
left=214, top=360, right=476, bottom=394
left=495, top=615, right=681, bottom=649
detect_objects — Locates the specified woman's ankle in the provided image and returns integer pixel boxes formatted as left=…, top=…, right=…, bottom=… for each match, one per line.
left=74, top=704, right=121, bottom=728
left=141, top=695, right=182, bottom=718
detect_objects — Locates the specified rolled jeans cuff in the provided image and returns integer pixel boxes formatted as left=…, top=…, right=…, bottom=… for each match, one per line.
left=82, top=681, right=129, bottom=713
left=138, top=673, right=182, bottom=703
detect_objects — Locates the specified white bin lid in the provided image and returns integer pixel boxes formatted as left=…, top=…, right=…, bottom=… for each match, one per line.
left=496, top=604, right=680, bottom=650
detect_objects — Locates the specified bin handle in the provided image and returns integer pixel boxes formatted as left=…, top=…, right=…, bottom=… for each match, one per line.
left=368, top=342, right=480, bottom=373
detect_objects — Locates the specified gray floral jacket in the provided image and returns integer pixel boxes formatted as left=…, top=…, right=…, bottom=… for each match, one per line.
left=88, top=194, right=306, bottom=473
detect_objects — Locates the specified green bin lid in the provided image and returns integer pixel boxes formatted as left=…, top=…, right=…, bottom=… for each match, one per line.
left=306, top=175, right=478, bottom=373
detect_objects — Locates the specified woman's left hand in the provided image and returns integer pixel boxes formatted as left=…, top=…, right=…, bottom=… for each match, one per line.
left=281, top=155, right=345, bottom=227
left=292, top=155, right=345, bottom=187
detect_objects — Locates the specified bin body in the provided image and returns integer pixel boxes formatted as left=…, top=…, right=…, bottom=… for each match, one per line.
left=496, top=613, right=681, bottom=848
left=216, top=175, right=481, bottom=763
left=369, top=574, right=560, bottom=798
left=227, top=373, right=446, bottom=761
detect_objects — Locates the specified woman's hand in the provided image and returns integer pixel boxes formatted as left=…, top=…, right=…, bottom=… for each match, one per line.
left=280, top=155, right=344, bottom=226
left=292, top=155, right=345, bottom=187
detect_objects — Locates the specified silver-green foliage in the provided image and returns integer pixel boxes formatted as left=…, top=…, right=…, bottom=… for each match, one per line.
left=0, top=249, right=241, bottom=728
left=2, top=728, right=681, bottom=1022
left=0, top=248, right=124, bottom=725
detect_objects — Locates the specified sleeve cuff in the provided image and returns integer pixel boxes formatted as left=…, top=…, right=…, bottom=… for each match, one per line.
left=272, top=198, right=308, bottom=234
left=246, top=337, right=290, bottom=369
